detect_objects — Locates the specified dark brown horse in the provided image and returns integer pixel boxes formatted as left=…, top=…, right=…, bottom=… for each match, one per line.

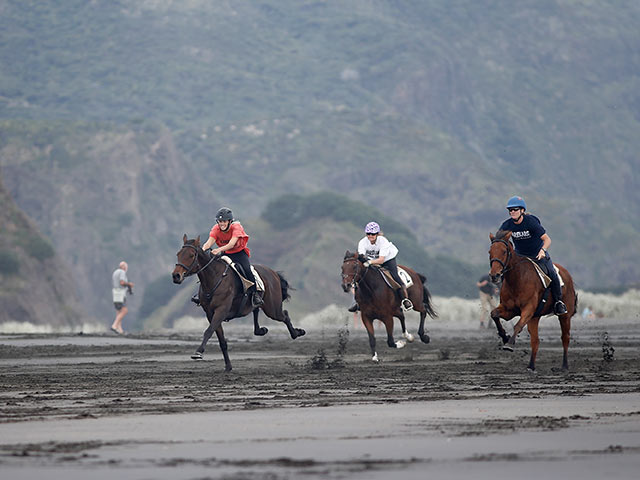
left=341, top=251, right=437, bottom=361
left=489, top=230, right=577, bottom=371
left=172, top=235, right=305, bottom=371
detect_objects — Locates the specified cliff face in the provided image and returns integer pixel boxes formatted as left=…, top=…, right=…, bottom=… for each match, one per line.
left=0, top=171, right=87, bottom=327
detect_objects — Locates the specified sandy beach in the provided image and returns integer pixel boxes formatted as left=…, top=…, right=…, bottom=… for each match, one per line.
left=1, top=316, right=639, bottom=479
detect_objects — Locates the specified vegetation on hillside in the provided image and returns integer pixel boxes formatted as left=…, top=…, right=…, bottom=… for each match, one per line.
left=1, top=1, right=639, bottom=327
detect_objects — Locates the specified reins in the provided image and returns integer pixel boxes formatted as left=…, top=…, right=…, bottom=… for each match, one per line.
left=176, top=244, right=232, bottom=300
left=343, top=257, right=377, bottom=297
left=490, top=238, right=530, bottom=277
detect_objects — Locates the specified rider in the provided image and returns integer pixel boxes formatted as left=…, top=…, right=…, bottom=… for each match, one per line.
left=498, top=196, right=567, bottom=315
left=348, top=221, right=413, bottom=313
left=193, top=207, right=264, bottom=307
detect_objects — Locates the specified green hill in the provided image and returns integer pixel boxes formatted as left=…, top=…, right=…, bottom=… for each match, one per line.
left=1, top=1, right=639, bottom=327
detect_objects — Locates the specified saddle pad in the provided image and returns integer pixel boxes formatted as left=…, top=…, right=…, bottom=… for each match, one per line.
left=526, top=258, right=564, bottom=289
left=397, top=267, right=414, bottom=288
left=381, top=267, right=414, bottom=289
left=220, top=256, right=264, bottom=292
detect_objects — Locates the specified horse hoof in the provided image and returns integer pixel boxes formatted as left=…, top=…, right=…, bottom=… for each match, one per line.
left=372, top=353, right=379, bottom=362
left=254, top=327, right=268, bottom=336
left=190, top=352, right=203, bottom=360
left=420, top=334, right=430, bottom=344
left=296, top=329, right=306, bottom=337
left=395, top=340, right=406, bottom=349
left=403, top=332, right=415, bottom=343
left=502, top=344, right=514, bottom=352
left=527, top=367, right=537, bottom=374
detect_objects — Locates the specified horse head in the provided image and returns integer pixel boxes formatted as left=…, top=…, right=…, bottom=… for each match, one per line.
left=341, top=250, right=366, bottom=292
left=489, top=230, right=513, bottom=283
left=172, top=234, right=203, bottom=284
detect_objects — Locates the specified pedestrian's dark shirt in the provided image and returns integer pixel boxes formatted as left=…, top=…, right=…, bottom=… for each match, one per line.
left=499, top=214, right=545, bottom=258
left=478, top=274, right=495, bottom=294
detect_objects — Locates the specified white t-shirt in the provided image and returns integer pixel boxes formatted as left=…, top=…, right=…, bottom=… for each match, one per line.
left=357, top=235, right=398, bottom=261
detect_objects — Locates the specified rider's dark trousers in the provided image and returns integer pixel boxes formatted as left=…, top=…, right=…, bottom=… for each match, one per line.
left=382, top=257, right=404, bottom=292
left=534, top=252, right=563, bottom=302
left=227, top=251, right=257, bottom=292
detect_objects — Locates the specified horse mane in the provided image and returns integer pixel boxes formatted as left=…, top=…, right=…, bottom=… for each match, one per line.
left=495, top=230, right=514, bottom=243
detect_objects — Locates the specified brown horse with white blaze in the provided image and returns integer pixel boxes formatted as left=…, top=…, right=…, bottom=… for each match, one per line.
left=489, top=230, right=577, bottom=371
left=172, top=235, right=305, bottom=371
left=341, top=251, right=437, bottom=361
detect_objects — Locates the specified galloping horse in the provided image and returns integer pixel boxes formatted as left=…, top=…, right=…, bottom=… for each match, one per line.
left=341, top=251, right=437, bottom=361
left=172, top=235, right=305, bottom=371
left=489, top=230, right=577, bottom=371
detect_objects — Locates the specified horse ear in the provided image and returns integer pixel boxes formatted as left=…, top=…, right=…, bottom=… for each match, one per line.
left=504, top=231, right=512, bottom=240
left=195, top=235, right=201, bottom=246
left=183, top=234, right=187, bottom=244
left=489, top=233, right=495, bottom=241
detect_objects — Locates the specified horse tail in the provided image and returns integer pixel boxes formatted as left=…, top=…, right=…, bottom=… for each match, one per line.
left=419, top=273, right=438, bottom=319
left=277, top=271, right=292, bottom=302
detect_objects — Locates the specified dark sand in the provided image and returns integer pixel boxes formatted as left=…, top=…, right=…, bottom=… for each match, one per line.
left=1, top=317, right=639, bottom=479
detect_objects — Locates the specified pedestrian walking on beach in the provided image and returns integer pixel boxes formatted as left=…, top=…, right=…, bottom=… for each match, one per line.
left=111, top=261, right=133, bottom=334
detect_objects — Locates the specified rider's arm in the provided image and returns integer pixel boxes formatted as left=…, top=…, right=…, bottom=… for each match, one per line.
left=537, top=233, right=552, bottom=260
left=202, top=236, right=216, bottom=251
left=368, top=255, right=385, bottom=266
left=212, top=236, right=239, bottom=255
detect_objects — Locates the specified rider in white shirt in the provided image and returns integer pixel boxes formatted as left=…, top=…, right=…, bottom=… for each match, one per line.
left=348, top=221, right=413, bottom=312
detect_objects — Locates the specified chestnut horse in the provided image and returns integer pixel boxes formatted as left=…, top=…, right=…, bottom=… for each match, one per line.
left=341, top=251, right=437, bottom=361
left=172, top=235, right=305, bottom=371
left=489, top=230, right=577, bottom=371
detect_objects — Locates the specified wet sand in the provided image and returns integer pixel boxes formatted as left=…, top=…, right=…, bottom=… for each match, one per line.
left=1, top=317, right=639, bottom=479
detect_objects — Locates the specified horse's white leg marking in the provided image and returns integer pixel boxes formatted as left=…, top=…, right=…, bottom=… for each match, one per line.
left=395, top=339, right=406, bottom=349
left=403, top=332, right=415, bottom=342
left=372, top=352, right=379, bottom=362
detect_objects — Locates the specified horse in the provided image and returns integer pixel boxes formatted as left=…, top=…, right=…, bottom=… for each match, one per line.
left=488, top=230, right=578, bottom=371
left=341, top=251, right=437, bottom=362
left=172, top=235, right=305, bottom=371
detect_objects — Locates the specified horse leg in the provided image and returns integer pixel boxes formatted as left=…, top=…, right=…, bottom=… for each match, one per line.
left=192, top=315, right=216, bottom=360
left=490, top=305, right=512, bottom=346
left=559, top=313, right=571, bottom=371
left=417, top=311, right=430, bottom=344
left=384, top=316, right=405, bottom=349
left=253, top=308, right=268, bottom=336
left=504, top=308, right=535, bottom=352
left=361, top=315, right=378, bottom=362
left=279, top=310, right=306, bottom=339
left=526, top=318, right=540, bottom=372
left=397, top=312, right=415, bottom=343
left=215, top=326, right=232, bottom=372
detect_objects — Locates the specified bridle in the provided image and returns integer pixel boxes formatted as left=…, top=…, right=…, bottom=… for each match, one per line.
left=342, top=257, right=373, bottom=293
left=490, top=238, right=513, bottom=277
left=175, top=244, right=216, bottom=277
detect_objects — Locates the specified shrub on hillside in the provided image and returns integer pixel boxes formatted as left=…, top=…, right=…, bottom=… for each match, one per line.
left=23, top=235, right=55, bottom=261
left=0, top=250, right=19, bottom=275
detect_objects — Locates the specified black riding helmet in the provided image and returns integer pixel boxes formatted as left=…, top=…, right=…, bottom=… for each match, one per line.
left=216, top=207, right=234, bottom=223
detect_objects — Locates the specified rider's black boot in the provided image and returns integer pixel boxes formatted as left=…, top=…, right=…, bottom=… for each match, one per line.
left=252, top=290, right=264, bottom=308
left=191, top=293, right=200, bottom=306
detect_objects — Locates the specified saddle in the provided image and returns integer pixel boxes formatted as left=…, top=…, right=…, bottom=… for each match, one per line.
left=219, top=256, right=265, bottom=293
left=525, top=258, right=564, bottom=289
left=379, top=267, right=414, bottom=289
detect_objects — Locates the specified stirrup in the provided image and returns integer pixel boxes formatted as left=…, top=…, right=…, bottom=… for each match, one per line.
left=554, top=301, right=567, bottom=315
left=348, top=303, right=360, bottom=312
left=191, top=294, right=200, bottom=306
left=402, top=298, right=413, bottom=311
left=252, top=292, right=264, bottom=307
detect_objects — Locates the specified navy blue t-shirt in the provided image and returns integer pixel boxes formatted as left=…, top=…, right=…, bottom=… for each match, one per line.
left=498, top=214, right=546, bottom=258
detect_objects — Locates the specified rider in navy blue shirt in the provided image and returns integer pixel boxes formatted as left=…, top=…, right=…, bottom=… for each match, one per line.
left=498, top=196, right=568, bottom=315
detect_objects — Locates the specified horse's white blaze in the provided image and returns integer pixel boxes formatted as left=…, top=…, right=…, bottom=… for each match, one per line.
left=395, top=340, right=406, bottom=349
left=403, top=332, right=415, bottom=342
left=372, top=352, right=379, bottom=362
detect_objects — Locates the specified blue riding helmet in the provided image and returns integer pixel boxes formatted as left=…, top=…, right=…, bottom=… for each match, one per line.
left=506, top=196, right=526, bottom=210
